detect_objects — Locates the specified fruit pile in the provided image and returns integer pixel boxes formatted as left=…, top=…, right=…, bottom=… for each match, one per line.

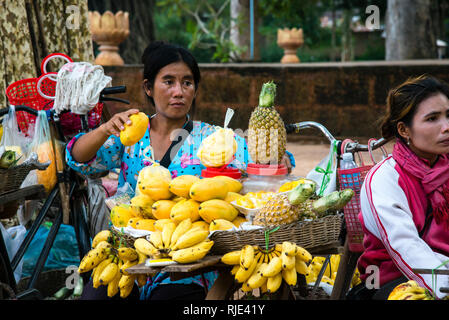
left=109, top=166, right=248, bottom=233
left=234, top=191, right=276, bottom=210
left=77, top=230, right=149, bottom=298
left=387, top=280, right=435, bottom=300
left=221, top=241, right=312, bottom=293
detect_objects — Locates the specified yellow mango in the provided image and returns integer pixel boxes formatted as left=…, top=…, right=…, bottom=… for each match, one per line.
left=130, top=194, right=154, bottom=218
left=120, top=112, right=149, bottom=146
left=151, top=200, right=176, bottom=220
left=224, top=191, right=243, bottom=203
left=170, top=199, right=200, bottom=223
left=110, top=204, right=135, bottom=227
left=127, top=217, right=143, bottom=228
left=212, top=176, right=242, bottom=193
left=209, top=219, right=235, bottom=232
left=36, top=141, right=57, bottom=194
left=139, top=178, right=173, bottom=201
left=189, top=178, right=228, bottom=202
left=191, top=220, right=210, bottom=231
left=169, top=175, right=200, bottom=198
left=198, top=199, right=239, bottom=223
left=135, top=218, right=156, bottom=231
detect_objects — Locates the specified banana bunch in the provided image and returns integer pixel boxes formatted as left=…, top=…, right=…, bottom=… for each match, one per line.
left=78, top=230, right=149, bottom=298
left=221, top=241, right=312, bottom=294
left=135, top=218, right=214, bottom=264
left=387, top=280, right=435, bottom=300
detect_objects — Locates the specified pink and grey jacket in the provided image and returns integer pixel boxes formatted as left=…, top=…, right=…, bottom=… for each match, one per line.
left=357, top=156, right=449, bottom=298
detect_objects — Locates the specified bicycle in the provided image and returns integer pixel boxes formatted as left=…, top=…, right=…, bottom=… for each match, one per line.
left=285, top=121, right=389, bottom=300
left=0, top=85, right=129, bottom=299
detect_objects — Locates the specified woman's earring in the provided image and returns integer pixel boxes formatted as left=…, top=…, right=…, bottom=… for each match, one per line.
left=407, top=137, right=411, bottom=146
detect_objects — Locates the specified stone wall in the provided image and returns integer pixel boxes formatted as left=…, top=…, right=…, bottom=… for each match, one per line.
left=103, top=60, right=449, bottom=141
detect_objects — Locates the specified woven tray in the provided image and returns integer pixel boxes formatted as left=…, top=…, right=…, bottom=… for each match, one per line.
left=209, top=213, right=344, bottom=254
left=0, top=153, right=50, bottom=196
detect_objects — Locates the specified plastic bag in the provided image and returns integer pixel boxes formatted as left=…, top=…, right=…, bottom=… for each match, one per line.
left=0, top=106, right=32, bottom=164
left=29, top=111, right=57, bottom=194
left=0, top=222, right=26, bottom=282
left=21, top=223, right=80, bottom=278
left=87, top=176, right=111, bottom=236
left=306, top=140, right=338, bottom=196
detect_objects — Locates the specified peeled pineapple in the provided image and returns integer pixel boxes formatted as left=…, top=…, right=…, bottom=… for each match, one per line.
left=198, top=108, right=238, bottom=168
left=248, top=81, right=287, bottom=165
left=197, top=127, right=237, bottom=168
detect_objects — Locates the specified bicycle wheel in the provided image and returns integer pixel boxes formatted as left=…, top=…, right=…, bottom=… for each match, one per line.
left=70, top=187, right=91, bottom=261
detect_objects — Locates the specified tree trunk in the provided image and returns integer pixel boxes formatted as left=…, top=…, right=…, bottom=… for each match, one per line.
left=88, top=0, right=155, bottom=64
left=385, top=0, right=437, bottom=60
left=230, top=0, right=260, bottom=61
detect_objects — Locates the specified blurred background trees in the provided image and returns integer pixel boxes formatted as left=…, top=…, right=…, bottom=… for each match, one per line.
left=87, top=0, right=449, bottom=63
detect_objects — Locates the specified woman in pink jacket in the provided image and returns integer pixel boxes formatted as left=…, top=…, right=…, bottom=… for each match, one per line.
left=350, top=75, right=449, bottom=300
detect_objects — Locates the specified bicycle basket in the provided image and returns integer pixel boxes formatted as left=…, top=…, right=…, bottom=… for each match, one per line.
left=337, top=165, right=372, bottom=252
left=337, top=138, right=388, bottom=253
left=5, top=77, right=54, bottom=135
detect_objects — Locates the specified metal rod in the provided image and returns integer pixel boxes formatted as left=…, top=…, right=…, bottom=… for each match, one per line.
left=11, top=186, right=59, bottom=271
left=26, top=208, right=63, bottom=290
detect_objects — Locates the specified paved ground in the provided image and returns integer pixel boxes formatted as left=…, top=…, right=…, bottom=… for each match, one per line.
left=287, top=140, right=395, bottom=178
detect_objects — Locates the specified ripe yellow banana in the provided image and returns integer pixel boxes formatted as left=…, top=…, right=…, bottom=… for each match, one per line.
left=120, top=259, right=139, bottom=275
left=149, top=230, right=164, bottom=249
left=267, top=272, right=283, bottom=293
left=91, top=230, right=111, bottom=248
left=136, top=250, right=148, bottom=264
left=240, top=245, right=255, bottom=270
left=295, top=258, right=310, bottom=275
left=119, top=274, right=136, bottom=291
left=282, top=241, right=297, bottom=257
left=95, top=241, right=112, bottom=250
left=171, top=240, right=214, bottom=264
left=247, top=262, right=268, bottom=289
left=162, top=221, right=177, bottom=248
left=78, top=247, right=110, bottom=273
left=221, top=250, right=242, bottom=265
left=262, top=256, right=282, bottom=278
left=281, top=253, right=295, bottom=270
left=107, top=269, right=122, bottom=298
left=235, top=258, right=258, bottom=283
left=295, top=246, right=312, bottom=264
left=281, top=266, right=297, bottom=286
left=117, top=247, right=138, bottom=262
left=134, top=238, right=157, bottom=256
left=170, top=218, right=192, bottom=246
left=92, top=256, right=114, bottom=288
left=171, top=229, right=209, bottom=250
left=99, top=260, right=120, bottom=285
left=231, top=264, right=240, bottom=275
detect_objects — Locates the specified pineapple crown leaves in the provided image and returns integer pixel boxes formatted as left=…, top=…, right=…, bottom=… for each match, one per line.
left=258, top=80, right=277, bottom=108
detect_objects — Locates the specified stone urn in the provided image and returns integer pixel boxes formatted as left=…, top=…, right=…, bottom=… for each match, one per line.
left=88, top=10, right=130, bottom=66
left=277, top=28, right=304, bottom=63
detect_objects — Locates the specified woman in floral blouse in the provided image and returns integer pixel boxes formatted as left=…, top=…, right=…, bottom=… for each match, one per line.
left=66, top=41, right=295, bottom=300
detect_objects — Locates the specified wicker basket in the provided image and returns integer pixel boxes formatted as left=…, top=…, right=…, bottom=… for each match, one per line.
left=0, top=154, right=50, bottom=196
left=209, top=213, right=344, bottom=254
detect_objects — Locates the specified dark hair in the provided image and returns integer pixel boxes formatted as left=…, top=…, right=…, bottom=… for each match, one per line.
left=141, top=41, right=201, bottom=107
left=380, top=75, right=449, bottom=140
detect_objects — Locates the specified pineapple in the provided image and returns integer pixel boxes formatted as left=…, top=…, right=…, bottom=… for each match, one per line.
left=253, top=181, right=355, bottom=228
left=248, top=81, right=287, bottom=165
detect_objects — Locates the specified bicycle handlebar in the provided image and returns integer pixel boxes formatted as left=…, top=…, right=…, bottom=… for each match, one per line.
left=285, top=121, right=390, bottom=156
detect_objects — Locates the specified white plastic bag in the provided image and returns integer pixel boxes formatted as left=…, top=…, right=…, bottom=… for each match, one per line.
left=306, top=140, right=338, bottom=196
left=0, top=222, right=26, bottom=282
left=87, top=177, right=111, bottom=236
left=0, top=106, right=32, bottom=164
